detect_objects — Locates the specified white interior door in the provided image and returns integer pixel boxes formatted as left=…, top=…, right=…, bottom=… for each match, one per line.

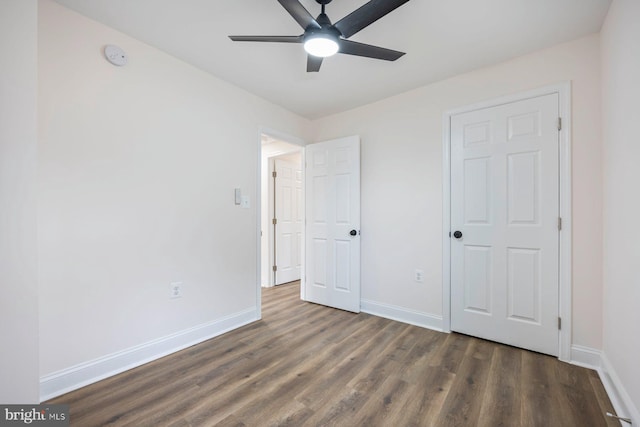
left=274, top=157, right=302, bottom=285
left=450, top=93, right=560, bottom=356
left=305, top=136, right=360, bottom=313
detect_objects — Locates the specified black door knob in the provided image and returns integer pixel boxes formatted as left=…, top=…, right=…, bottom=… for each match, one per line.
left=350, top=230, right=358, bottom=236
left=453, top=230, right=463, bottom=239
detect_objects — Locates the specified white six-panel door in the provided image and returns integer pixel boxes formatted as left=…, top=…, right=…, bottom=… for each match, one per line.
left=305, top=136, right=360, bottom=313
left=274, top=158, right=302, bottom=285
left=450, top=93, right=560, bottom=356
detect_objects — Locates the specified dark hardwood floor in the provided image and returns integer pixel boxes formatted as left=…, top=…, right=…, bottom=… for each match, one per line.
left=48, top=282, right=617, bottom=426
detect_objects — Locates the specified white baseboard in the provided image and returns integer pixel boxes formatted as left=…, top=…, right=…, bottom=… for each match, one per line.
left=599, top=353, right=639, bottom=426
left=40, top=307, right=259, bottom=402
left=570, top=344, right=602, bottom=370
left=361, top=299, right=444, bottom=332
left=569, top=345, right=638, bottom=425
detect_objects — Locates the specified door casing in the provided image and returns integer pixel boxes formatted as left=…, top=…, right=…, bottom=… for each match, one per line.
left=257, top=128, right=306, bottom=316
left=442, top=83, right=572, bottom=361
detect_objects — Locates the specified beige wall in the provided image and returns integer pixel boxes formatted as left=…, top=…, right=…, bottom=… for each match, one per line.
left=311, top=35, right=603, bottom=350
left=0, top=0, right=40, bottom=403
left=601, top=0, right=640, bottom=421
left=38, top=0, right=309, bottom=384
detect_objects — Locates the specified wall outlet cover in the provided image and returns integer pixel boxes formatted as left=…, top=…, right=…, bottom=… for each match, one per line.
left=170, top=282, right=183, bottom=299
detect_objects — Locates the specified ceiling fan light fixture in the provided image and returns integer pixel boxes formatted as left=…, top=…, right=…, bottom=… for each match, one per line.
left=304, top=35, right=339, bottom=57
left=229, top=0, right=411, bottom=71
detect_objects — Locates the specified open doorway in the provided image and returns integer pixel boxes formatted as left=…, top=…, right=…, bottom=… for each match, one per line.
left=261, top=133, right=303, bottom=287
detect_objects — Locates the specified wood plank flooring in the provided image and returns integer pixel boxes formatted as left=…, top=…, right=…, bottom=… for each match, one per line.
left=48, top=282, right=617, bottom=426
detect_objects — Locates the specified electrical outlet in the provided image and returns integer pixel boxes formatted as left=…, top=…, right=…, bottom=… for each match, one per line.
left=241, top=195, right=250, bottom=208
left=170, top=282, right=183, bottom=299
left=415, top=269, right=424, bottom=283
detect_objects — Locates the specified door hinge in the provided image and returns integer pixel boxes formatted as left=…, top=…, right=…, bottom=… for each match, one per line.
left=558, top=217, right=562, bottom=231
left=272, top=171, right=277, bottom=178
left=558, top=317, right=562, bottom=330
left=272, top=218, right=277, bottom=225
left=557, top=117, right=562, bottom=131
left=272, top=265, right=277, bottom=272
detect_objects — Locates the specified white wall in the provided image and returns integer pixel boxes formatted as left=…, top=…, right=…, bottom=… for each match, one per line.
left=311, top=35, right=603, bottom=350
left=38, top=0, right=309, bottom=397
left=22, top=0, right=627, bottom=406
left=600, top=0, right=640, bottom=422
left=0, top=0, right=40, bottom=404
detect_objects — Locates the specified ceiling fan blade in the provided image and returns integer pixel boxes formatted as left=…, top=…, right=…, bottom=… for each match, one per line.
left=334, top=0, right=411, bottom=38
left=278, top=0, right=321, bottom=31
left=229, top=35, right=303, bottom=43
left=338, top=39, right=405, bottom=61
left=307, top=55, right=323, bottom=72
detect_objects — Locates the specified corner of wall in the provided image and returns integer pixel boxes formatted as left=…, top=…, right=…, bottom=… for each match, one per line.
left=569, top=346, right=639, bottom=425
left=599, top=352, right=640, bottom=426
left=0, top=0, right=40, bottom=404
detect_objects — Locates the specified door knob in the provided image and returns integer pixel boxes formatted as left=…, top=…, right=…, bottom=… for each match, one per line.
left=350, top=229, right=358, bottom=236
left=453, top=230, right=463, bottom=239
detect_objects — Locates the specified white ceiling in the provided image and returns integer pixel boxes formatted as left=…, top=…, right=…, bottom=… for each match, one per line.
left=53, top=0, right=611, bottom=119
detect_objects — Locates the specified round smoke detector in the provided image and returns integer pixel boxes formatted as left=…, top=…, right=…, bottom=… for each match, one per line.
left=104, top=45, right=128, bottom=66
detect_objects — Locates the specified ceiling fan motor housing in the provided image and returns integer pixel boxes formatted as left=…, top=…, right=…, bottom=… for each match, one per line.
left=305, top=21, right=341, bottom=42
left=229, top=0, right=411, bottom=71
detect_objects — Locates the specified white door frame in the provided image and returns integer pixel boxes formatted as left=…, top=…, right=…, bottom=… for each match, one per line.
left=257, top=127, right=306, bottom=317
left=442, top=83, right=572, bottom=361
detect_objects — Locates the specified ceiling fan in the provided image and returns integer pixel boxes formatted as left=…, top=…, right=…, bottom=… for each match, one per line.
left=229, top=0, right=411, bottom=72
